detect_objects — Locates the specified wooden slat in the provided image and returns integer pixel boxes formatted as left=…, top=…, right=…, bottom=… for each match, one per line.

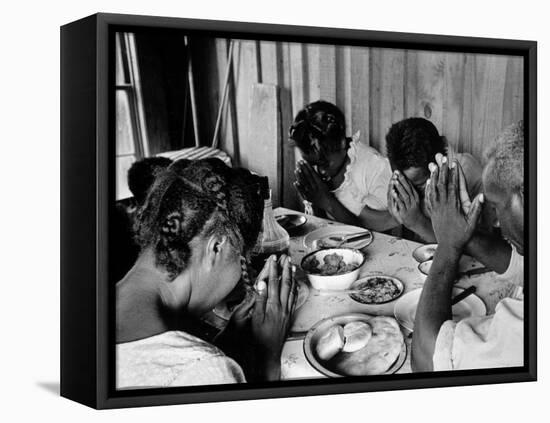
left=472, top=54, right=508, bottom=159
left=214, top=38, right=237, bottom=160
left=279, top=42, right=299, bottom=210
left=459, top=54, right=475, bottom=155
left=404, top=50, right=418, bottom=118
left=232, top=40, right=260, bottom=170
left=247, top=83, right=282, bottom=205
left=289, top=43, right=306, bottom=118
left=371, top=48, right=406, bottom=154
left=350, top=46, right=369, bottom=144
left=336, top=46, right=352, bottom=136
left=306, top=44, right=321, bottom=103
left=319, top=44, right=337, bottom=103
left=260, top=41, right=278, bottom=85
left=442, top=52, right=467, bottom=153
left=502, top=56, right=524, bottom=128
left=413, top=50, right=445, bottom=135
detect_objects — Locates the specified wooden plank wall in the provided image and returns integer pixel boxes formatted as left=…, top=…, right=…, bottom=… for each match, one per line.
left=206, top=39, right=524, bottom=209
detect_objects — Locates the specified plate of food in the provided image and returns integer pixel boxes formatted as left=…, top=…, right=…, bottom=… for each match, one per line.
left=304, top=313, right=406, bottom=377
left=275, top=213, right=307, bottom=232
left=303, top=225, right=373, bottom=251
left=301, top=248, right=366, bottom=290
left=393, top=287, right=487, bottom=334
left=348, top=275, right=405, bottom=305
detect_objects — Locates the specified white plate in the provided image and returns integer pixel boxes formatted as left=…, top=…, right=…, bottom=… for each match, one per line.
left=304, top=313, right=407, bottom=378
left=349, top=275, right=405, bottom=305
left=417, top=256, right=484, bottom=275
left=393, top=287, right=486, bottom=333
left=412, top=244, right=438, bottom=263
left=303, top=225, right=373, bottom=251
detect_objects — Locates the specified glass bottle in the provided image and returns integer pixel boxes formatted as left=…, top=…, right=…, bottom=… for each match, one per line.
left=249, top=187, right=290, bottom=274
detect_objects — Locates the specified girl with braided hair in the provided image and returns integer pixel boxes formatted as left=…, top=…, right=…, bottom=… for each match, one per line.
left=116, top=158, right=296, bottom=388
left=290, top=100, right=398, bottom=232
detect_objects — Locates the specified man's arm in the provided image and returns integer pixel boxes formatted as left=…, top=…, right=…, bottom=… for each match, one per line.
left=411, top=245, right=459, bottom=372
left=412, top=155, right=484, bottom=372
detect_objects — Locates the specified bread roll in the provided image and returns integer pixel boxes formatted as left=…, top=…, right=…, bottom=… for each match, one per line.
left=342, top=321, right=372, bottom=352
left=316, top=325, right=344, bottom=361
left=332, top=317, right=404, bottom=376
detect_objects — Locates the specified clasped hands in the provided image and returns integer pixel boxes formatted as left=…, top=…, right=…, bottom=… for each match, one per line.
left=293, top=160, right=333, bottom=211
left=387, top=170, right=425, bottom=229
left=424, top=154, right=484, bottom=252
left=228, top=255, right=297, bottom=357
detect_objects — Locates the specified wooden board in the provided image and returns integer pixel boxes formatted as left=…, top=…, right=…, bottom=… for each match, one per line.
left=306, top=43, right=321, bottom=103
left=214, top=38, right=239, bottom=162
left=232, top=40, right=260, bottom=169
left=472, top=54, right=508, bottom=159
left=247, top=83, right=282, bottom=206
left=442, top=52, right=467, bottom=153
left=350, top=46, right=369, bottom=144
left=370, top=48, right=405, bottom=153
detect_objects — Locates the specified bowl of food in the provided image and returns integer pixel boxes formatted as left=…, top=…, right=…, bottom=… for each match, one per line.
left=348, top=275, right=405, bottom=305
left=304, top=313, right=406, bottom=377
left=300, top=248, right=366, bottom=290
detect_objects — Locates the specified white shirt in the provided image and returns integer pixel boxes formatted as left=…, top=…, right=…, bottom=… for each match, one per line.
left=332, top=133, right=392, bottom=215
left=117, top=331, right=245, bottom=389
left=433, top=247, right=524, bottom=371
left=433, top=298, right=524, bottom=371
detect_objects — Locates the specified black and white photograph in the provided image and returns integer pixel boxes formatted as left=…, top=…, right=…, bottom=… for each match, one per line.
left=112, top=27, right=528, bottom=391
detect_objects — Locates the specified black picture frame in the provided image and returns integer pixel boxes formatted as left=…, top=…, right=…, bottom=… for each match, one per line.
left=60, top=12, right=537, bottom=409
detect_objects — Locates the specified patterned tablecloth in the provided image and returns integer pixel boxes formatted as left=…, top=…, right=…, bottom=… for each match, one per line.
left=274, top=207, right=517, bottom=380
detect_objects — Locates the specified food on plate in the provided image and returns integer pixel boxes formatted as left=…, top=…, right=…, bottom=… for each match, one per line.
left=304, top=253, right=358, bottom=276
left=342, top=321, right=372, bottom=353
left=350, top=276, right=403, bottom=304
left=332, top=317, right=404, bottom=376
left=315, top=324, right=345, bottom=361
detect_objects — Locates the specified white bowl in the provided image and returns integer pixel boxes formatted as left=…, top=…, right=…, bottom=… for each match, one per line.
left=300, top=248, right=366, bottom=291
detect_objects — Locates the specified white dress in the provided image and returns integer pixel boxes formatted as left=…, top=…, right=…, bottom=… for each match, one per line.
left=331, top=133, right=392, bottom=215
left=116, top=330, right=246, bottom=389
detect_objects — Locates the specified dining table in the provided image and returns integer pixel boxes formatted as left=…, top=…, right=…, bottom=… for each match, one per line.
left=274, top=207, right=519, bottom=380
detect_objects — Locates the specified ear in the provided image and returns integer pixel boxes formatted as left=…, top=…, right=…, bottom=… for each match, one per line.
left=510, top=191, right=524, bottom=230
left=204, top=234, right=228, bottom=268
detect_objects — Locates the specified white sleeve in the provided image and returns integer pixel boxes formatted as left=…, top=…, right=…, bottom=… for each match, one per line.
left=361, top=157, right=392, bottom=211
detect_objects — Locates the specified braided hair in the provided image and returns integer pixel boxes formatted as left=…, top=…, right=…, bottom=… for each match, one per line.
left=385, top=118, right=447, bottom=171
left=134, top=158, right=264, bottom=280
left=127, top=156, right=173, bottom=205
left=289, top=100, right=348, bottom=154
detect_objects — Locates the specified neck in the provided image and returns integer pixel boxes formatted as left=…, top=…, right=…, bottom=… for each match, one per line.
left=116, top=248, right=193, bottom=343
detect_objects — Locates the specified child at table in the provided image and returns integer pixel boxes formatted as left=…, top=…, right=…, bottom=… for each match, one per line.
left=289, top=100, right=398, bottom=232
left=116, top=159, right=296, bottom=387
